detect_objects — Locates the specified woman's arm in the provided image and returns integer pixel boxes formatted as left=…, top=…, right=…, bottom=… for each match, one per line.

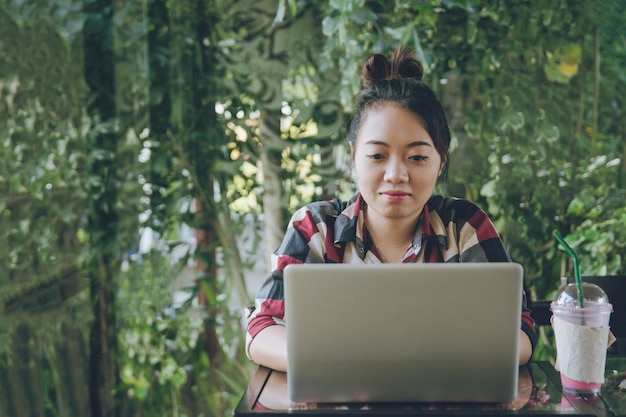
left=248, top=325, right=288, bottom=372
left=519, top=329, right=533, bottom=366
left=246, top=201, right=344, bottom=371
left=439, top=198, right=537, bottom=364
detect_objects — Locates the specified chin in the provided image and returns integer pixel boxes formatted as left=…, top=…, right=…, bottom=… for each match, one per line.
left=382, top=210, right=416, bottom=219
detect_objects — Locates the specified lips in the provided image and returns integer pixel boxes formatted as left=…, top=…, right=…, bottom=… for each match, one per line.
left=382, top=191, right=410, bottom=199
left=382, top=190, right=409, bottom=195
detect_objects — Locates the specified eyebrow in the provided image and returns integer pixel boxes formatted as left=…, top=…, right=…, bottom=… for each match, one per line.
left=363, top=140, right=434, bottom=148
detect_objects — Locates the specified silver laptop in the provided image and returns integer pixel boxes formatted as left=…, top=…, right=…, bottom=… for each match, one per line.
left=283, top=262, right=523, bottom=404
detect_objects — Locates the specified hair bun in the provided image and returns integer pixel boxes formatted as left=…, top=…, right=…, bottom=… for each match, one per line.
left=361, top=46, right=423, bottom=87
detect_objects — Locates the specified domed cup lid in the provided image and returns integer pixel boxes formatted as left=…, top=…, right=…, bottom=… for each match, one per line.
left=553, top=282, right=609, bottom=307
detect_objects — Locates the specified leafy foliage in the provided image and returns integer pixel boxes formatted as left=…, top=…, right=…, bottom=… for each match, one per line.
left=116, top=250, right=249, bottom=416
left=2, top=0, right=625, bottom=415
left=0, top=3, right=91, bottom=376
left=0, top=4, right=88, bottom=292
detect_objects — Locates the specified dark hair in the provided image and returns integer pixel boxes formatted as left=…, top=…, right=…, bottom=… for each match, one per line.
left=347, top=46, right=451, bottom=169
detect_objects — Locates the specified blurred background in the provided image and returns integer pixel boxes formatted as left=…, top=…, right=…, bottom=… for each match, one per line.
left=1, top=0, right=624, bottom=416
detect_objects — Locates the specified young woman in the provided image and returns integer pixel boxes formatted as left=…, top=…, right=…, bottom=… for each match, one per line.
left=246, top=46, right=536, bottom=371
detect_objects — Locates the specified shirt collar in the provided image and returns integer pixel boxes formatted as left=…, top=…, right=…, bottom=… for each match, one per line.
left=333, top=193, right=362, bottom=246
left=334, top=193, right=432, bottom=260
left=422, top=197, right=449, bottom=249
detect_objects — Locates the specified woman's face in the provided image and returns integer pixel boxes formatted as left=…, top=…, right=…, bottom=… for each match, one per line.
left=352, top=104, right=443, bottom=225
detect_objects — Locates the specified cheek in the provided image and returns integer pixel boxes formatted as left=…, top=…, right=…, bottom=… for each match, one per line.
left=425, top=166, right=441, bottom=183
left=353, top=162, right=366, bottom=182
left=352, top=152, right=367, bottom=174
left=353, top=159, right=374, bottom=184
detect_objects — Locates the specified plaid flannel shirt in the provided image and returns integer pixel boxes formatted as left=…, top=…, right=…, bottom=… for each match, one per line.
left=245, top=193, right=537, bottom=358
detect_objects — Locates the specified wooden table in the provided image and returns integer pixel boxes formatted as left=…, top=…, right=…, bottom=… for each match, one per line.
left=233, top=357, right=626, bottom=416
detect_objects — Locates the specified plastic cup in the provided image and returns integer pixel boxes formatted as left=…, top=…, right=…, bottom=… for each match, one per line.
left=551, top=283, right=612, bottom=394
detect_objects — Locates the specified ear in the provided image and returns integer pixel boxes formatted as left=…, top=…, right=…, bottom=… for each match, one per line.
left=349, top=142, right=355, bottom=161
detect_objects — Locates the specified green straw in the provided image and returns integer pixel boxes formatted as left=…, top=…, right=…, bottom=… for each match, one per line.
left=553, top=231, right=584, bottom=307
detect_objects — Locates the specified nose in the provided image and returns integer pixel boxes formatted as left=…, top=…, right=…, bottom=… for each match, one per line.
left=383, top=157, right=409, bottom=183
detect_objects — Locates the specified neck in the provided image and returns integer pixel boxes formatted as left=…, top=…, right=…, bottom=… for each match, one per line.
left=364, top=210, right=421, bottom=262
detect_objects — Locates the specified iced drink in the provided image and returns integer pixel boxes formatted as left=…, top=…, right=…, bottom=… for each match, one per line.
left=551, top=283, right=612, bottom=394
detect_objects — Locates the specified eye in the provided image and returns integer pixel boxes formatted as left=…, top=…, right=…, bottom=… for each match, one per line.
left=367, top=154, right=385, bottom=160
left=409, top=155, right=428, bottom=161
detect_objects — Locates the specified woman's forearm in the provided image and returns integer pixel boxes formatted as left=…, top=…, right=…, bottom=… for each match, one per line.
left=248, top=324, right=288, bottom=372
left=519, top=330, right=533, bottom=366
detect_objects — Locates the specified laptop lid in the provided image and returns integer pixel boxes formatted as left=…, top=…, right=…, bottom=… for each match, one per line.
left=284, top=262, right=523, bottom=404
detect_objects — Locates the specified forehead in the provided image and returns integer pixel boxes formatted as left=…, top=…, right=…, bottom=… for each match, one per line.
left=357, top=104, right=433, bottom=146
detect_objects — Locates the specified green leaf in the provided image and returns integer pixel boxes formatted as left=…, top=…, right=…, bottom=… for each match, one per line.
left=329, top=0, right=348, bottom=10
left=544, top=62, right=572, bottom=84
left=480, top=179, right=497, bottom=198
left=288, top=0, right=297, bottom=18
left=350, top=7, right=377, bottom=25
left=501, top=111, right=525, bottom=131
left=89, top=148, right=115, bottom=161
left=539, top=125, right=560, bottom=143
left=322, top=16, right=339, bottom=36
